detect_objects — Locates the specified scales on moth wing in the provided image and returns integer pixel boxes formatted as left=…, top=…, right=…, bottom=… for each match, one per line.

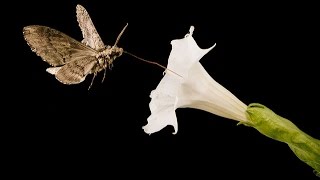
left=23, top=4, right=127, bottom=90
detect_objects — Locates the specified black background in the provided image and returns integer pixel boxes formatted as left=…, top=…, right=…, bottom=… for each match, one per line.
left=7, top=0, right=320, bottom=179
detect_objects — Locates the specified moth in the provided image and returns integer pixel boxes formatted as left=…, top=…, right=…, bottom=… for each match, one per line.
left=23, top=4, right=128, bottom=89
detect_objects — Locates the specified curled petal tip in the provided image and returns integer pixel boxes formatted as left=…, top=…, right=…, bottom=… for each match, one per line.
left=185, top=26, right=195, bottom=38
left=189, top=26, right=194, bottom=35
left=212, top=42, right=217, bottom=49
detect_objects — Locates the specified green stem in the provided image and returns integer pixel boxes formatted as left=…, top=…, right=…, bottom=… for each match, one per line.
left=240, top=103, right=320, bottom=177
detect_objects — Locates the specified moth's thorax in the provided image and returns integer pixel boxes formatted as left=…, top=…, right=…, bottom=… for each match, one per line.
left=92, top=45, right=123, bottom=73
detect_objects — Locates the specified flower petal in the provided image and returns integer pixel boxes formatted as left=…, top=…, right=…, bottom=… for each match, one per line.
left=177, top=62, right=247, bottom=122
left=167, top=26, right=215, bottom=78
left=144, top=26, right=218, bottom=134
left=143, top=74, right=180, bottom=134
left=143, top=98, right=178, bottom=134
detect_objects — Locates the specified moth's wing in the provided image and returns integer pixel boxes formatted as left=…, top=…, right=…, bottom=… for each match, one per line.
left=23, top=25, right=97, bottom=66
left=54, top=56, right=97, bottom=84
left=76, top=4, right=105, bottom=50
left=46, top=67, right=61, bottom=75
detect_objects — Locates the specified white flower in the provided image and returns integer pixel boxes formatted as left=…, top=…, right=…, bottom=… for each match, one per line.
left=142, top=26, right=248, bottom=135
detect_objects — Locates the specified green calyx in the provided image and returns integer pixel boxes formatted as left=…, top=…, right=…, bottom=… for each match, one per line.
left=240, top=103, right=320, bottom=177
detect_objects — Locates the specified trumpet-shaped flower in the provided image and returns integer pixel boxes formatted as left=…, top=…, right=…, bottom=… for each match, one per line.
left=143, top=26, right=248, bottom=135
left=142, top=26, right=320, bottom=177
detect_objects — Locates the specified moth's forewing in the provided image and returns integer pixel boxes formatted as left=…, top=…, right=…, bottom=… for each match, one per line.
left=76, top=4, right=105, bottom=50
left=23, top=25, right=97, bottom=66
left=54, top=56, right=97, bottom=84
left=23, top=25, right=99, bottom=84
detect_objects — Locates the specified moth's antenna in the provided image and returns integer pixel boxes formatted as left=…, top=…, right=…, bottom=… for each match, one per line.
left=114, top=23, right=128, bottom=47
left=123, top=51, right=182, bottom=78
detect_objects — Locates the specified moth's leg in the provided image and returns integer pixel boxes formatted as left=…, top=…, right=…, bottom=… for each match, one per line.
left=108, top=63, right=114, bottom=70
left=88, top=72, right=97, bottom=90
left=101, top=58, right=108, bottom=83
left=101, top=69, right=107, bottom=83
left=108, top=58, right=114, bottom=70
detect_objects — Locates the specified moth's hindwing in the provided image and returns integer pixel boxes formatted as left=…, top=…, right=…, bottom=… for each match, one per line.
left=23, top=25, right=97, bottom=66
left=54, top=56, right=97, bottom=84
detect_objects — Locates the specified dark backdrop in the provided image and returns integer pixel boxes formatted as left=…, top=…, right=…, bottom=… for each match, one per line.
left=7, top=0, right=320, bottom=179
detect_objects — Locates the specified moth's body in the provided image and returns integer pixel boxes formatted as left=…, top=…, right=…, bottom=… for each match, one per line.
left=93, top=45, right=123, bottom=73
left=23, top=4, right=127, bottom=88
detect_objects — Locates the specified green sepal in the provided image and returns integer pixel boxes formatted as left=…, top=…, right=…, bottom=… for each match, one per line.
left=244, top=103, right=320, bottom=176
